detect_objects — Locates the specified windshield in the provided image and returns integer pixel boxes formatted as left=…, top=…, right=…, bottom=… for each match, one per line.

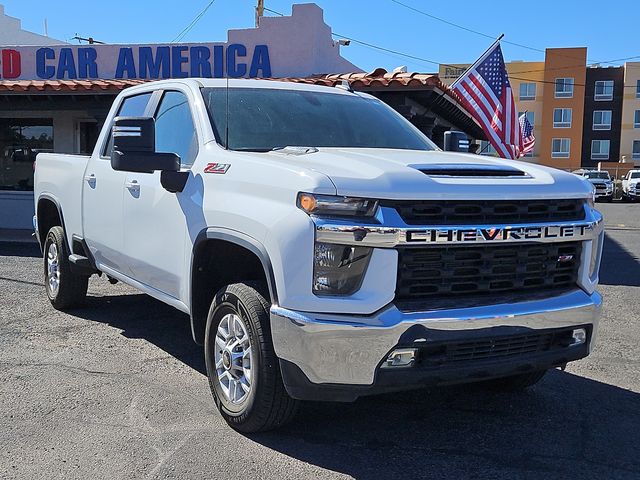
left=584, top=172, right=610, bottom=180
left=630, top=172, right=640, bottom=179
left=202, top=87, right=437, bottom=152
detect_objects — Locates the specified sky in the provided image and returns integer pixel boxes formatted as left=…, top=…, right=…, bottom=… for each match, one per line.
left=3, top=0, right=639, bottom=73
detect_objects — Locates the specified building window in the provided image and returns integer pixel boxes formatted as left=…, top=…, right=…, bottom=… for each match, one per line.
left=479, top=140, right=498, bottom=156
left=636, top=80, right=640, bottom=99
left=0, top=119, right=54, bottom=191
left=591, top=140, right=610, bottom=160
left=633, top=140, right=640, bottom=159
left=555, top=78, right=574, bottom=98
left=635, top=110, right=640, bottom=128
left=593, top=110, right=612, bottom=130
left=552, top=138, right=571, bottom=158
left=553, top=108, right=572, bottom=128
left=594, top=80, right=614, bottom=101
left=519, top=83, right=536, bottom=101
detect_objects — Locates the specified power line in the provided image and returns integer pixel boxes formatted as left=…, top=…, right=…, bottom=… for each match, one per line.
left=172, top=0, right=218, bottom=43
left=389, top=0, right=639, bottom=68
left=259, top=4, right=640, bottom=89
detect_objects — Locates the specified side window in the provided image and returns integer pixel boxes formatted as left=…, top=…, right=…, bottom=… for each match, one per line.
left=154, top=91, right=198, bottom=168
left=102, top=92, right=152, bottom=157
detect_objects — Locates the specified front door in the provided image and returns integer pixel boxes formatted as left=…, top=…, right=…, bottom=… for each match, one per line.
left=121, top=90, right=199, bottom=301
left=81, top=92, right=153, bottom=275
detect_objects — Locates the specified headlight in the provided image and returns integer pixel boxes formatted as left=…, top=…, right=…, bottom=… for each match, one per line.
left=313, top=242, right=372, bottom=295
left=297, top=193, right=378, bottom=218
left=586, top=190, right=595, bottom=209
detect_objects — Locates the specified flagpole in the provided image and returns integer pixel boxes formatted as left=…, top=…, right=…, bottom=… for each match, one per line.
left=449, top=33, right=505, bottom=89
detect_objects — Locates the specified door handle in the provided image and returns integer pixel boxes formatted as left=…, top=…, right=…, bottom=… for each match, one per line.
left=84, top=174, right=96, bottom=186
left=125, top=180, right=140, bottom=191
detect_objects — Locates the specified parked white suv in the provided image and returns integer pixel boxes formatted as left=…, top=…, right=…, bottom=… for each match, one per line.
left=622, top=169, right=640, bottom=201
left=33, top=79, right=603, bottom=432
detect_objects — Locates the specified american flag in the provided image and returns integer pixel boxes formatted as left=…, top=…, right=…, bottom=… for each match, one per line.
left=451, top=42, right=521, bottom=159
left=519, top=112, right=535, bottom=155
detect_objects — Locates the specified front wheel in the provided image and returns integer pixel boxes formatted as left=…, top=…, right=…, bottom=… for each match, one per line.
left=204, top=282, right=299, bottom=432
left=43, top=226, right=88, bottom=310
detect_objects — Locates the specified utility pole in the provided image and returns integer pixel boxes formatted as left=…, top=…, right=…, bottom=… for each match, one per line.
left=255, top=0, right=264, bottom=27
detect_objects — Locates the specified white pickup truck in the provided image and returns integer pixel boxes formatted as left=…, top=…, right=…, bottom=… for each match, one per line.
left=34, top=79, right=604, bottom=432
left=622, top=169, right=640, bottom=201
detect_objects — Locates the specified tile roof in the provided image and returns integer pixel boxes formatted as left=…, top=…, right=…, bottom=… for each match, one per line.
left=0, top=69, right=456, bottom=96
left=275, top=68, right=459, bottom=97
left=0, top=79, right=148, bottom=92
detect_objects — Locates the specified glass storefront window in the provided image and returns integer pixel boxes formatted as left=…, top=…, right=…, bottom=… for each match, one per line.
left=0, top=119, right=53, bottom=191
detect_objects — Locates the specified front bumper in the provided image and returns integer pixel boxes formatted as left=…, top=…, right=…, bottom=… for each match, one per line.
left=271, top=289, right=601, bottom=401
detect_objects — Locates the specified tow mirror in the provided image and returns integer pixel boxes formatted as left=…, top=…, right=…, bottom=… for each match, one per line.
left=443, top=131, right=470, bottom=153
left=111, top=117, right=180, bottom=174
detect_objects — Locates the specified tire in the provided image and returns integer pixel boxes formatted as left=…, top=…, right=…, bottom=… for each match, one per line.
left=204, top=282, right=299, bottom=432
left=479, top=369, right=547, bottom=391
left=43, top=226, right=89, bottom=310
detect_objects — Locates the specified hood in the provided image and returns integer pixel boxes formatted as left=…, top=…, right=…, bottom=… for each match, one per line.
left=585, top=177, right=612, bottom=184
left=261, top=148, right=593, bottom=200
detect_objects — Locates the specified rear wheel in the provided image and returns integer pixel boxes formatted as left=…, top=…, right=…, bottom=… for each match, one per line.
left=479, top=369, right=547, bottom=391
left=43, top=226, right=88, bottom=310
left=204, top=282, right=299, bottom=432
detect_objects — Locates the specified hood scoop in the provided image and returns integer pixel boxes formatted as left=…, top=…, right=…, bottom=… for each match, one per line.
left=417, top=164, right=529, bottom=178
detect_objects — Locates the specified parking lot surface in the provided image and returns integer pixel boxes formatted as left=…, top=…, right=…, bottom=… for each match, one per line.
left=1, top=203, right=639, bottom=480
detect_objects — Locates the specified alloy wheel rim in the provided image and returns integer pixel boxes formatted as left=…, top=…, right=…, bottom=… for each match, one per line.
left=47, top=242, right=60, bottom=296
left=214, top=313, right=253, bottom=404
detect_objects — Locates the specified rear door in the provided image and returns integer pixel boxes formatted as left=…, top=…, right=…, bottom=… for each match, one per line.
left=121, top=89, right=199, bottom=300
left=82, top=92, right=153, bottom=274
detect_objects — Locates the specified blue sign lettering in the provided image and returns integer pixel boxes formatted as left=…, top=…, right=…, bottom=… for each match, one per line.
left=36, top=47, right=55, bottom=79
left=115, top=48, right=137, bottom=79
left=172, top=46, right=189, bottom=78
left=227, top=44, right=247, bottom=78
left=78, top=47, right=98, bottom=78
left=139, top=46, right=170, bottom=79
left=57, top=48, right=77, bottom=79
left=250, top=45, right=271, bottom=78
left=213, top=45, right=224, bottom=78
left=190, top=46, right=211, bottom=77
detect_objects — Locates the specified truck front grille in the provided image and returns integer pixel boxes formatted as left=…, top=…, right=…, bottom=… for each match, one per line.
left=396, top=242, right=582, bottom=308
left=381, top=199, right=585, bottom=225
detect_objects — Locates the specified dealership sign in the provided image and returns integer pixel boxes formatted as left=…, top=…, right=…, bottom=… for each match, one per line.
left=0, top=44, right=272, bottom=80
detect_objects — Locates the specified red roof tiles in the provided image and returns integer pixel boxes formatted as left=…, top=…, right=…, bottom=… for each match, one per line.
left=0, top=79, right=148, bottom=93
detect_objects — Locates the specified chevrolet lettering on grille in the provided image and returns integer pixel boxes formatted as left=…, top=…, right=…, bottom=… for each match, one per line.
left=405, top=224, right=590, bottom=244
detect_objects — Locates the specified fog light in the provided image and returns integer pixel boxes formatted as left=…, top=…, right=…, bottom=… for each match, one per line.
left=383, top=348, right=417, bottom=368
left=571, top=328, right=587, bottom=346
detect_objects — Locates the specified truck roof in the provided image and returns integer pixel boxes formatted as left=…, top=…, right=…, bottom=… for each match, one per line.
left=125, top=78, right=356, bottom=95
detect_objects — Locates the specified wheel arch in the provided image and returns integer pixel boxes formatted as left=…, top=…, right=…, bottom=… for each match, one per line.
left=190, top=228, right=278, bottom=345
left=36, top=194, right=67, bottom=254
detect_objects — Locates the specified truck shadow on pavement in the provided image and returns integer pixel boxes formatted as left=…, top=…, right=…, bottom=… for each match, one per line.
left=600, top=232, right=640, bottom=287
left=67, top=289, right=640, bottom=479
left=250, top=373, right=640, bottom=479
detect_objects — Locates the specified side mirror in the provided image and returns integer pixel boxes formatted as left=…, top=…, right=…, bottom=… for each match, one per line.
left=443, top=130, right=470, bottom=153
left=111, top=117, right=180, bottom=173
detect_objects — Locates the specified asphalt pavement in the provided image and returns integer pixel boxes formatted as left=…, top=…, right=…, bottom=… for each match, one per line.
left=0, top=202, right=639, bottom=480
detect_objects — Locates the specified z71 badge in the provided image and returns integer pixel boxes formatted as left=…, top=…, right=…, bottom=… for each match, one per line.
left=204, top=163, right=230, bottom=174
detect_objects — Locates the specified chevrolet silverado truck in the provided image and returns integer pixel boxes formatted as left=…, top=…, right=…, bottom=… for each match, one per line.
left=573, top=169, right=614, bottom=202
left=34, top=79, right=604, bottom=432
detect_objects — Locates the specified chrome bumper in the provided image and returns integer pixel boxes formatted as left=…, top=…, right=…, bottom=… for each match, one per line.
left=270, top=289, right=602, bottom=386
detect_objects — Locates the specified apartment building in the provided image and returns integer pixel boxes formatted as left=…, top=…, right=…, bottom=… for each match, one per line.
left=620, top=62, right=640, bottom=164
left=581, top=66, right=624, bottom=168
